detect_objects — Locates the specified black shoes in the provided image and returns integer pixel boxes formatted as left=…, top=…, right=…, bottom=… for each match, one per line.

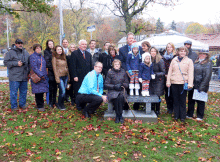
left=155, top=111, right=160, bottom=117
left=180, top=119, right=185, bottom=123
left=56, top=103, right=66, bottom=110
left=115, top=116, right=124, bottom=124
left=83, top=111, right=91, bottom=118
left=115, top=117, right=120, bottom=123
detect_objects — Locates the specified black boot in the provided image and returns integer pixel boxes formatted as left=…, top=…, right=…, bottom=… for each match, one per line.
left=115, top=116, right=120, bottom=123
left=120, top=116, right=124, bottom=124
left=151, top=103, right=156, bottom=112
left=155, top=103, right=160, bottom=116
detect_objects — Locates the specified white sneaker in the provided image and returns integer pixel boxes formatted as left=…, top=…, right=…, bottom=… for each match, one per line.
left=186, top=116, right=192, bottom=119
left=196, top=118, right=203, bottom=121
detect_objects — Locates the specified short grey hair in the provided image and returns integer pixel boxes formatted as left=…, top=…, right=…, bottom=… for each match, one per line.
left=78, top=39, right=87, bottom=45
left=126, top=32, right=134, bottom=39
left=94, top=61, right=103, bottom=67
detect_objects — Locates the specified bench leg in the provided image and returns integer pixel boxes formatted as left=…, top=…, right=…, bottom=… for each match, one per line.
left=107, top=101, right=114, bottom=113
left=145, top=103, right=151, bottom=114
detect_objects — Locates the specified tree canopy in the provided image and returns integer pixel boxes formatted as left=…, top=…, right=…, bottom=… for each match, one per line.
left=0, top=0, right=54, bottom=18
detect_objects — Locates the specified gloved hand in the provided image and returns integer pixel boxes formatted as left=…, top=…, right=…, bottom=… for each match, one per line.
left=139, top=78, right=142, bottom=83
left=114, top=83, right=122, bottom=91
left=128, top=70, right=133, bottom=76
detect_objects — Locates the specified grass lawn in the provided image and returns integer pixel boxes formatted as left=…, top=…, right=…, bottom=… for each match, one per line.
left=0, top=82, right=219, bottom=161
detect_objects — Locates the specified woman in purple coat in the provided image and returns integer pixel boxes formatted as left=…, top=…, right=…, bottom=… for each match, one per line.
left=30, top=44, right=48, bottom=111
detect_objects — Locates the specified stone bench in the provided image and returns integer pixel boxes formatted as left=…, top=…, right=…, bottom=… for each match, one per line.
left=104, top=95, right=160, bottom=123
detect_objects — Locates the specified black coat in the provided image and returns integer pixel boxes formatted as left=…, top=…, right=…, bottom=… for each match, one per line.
left=44, top=48, right=55, bottom=81
left=188, top=48, right=198, bottom=63
left=104, top=68, right=129, bottom=102
left=102, top=54, right=120, bottom=77
left=150, top=59, right=165, bottom=96
left=194, top=59, right=212, bottom=92
left=69, top=49, right=92, bottom=93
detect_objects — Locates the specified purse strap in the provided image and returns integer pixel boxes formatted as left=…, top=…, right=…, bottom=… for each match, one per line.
left=177, top=61, right=185, bottom=82
left=40, top=56, right=42, bottom=71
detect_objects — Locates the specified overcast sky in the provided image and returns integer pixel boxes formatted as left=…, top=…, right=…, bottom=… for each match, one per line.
left=57, top=0, right=219, bottom=25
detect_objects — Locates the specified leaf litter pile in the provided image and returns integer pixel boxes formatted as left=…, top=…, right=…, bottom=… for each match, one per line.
left=0, top=82, right=219, bottom=161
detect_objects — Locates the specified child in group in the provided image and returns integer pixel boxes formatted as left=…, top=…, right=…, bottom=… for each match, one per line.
left=138, top=53, right=155, bottom=96
left=126, top=43, right=142, bottom=95
left=139, top=53, right=155, bottom=96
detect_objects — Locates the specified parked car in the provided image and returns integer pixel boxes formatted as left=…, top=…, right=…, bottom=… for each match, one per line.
left=0, top=57, right=4, bottom=66
left=1, top=49, right=8, bottom=55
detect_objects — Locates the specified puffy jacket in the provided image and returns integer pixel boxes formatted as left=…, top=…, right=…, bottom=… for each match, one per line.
left=30, top=52, right=48, bottom=94
left=194, top=58, right=212, bottom=92
left=139, top=63, right=154, bottom=80
left=104, top=68, right=129, bottom=101
left=4, top=47, right=29, bottom=81
left=167, top=56, right=194, bottom=87
left=126, top=51, right=142, bottom=71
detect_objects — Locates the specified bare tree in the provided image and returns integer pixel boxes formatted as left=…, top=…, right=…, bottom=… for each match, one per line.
left=94, top=0, right=178, bottom=34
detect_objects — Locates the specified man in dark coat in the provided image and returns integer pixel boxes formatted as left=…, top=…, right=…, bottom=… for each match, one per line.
left=184, top=40, right=199, bottom=112
left=69, top=39, right=92, bottom=98
left=87, top=40, right=101, bottom=67
left=4, top=39, right=30, bottom=110
left=119, top=32, right=142, bottom=110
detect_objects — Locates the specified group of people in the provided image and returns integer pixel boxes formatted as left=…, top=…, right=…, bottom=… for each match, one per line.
left=4, top=32, right=212, bottom=123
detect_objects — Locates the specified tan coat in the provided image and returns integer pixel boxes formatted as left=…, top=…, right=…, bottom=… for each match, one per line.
left=52, top=56, right=70, bottom=83
left=166, top=56, right=194, bottom=87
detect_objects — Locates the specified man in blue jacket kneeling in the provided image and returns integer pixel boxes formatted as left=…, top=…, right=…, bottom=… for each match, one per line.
left=76, top=61, right=108, bottom=118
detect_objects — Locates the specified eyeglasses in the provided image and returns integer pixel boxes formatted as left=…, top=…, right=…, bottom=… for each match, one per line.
left=95, top=66, right=103, bottom=69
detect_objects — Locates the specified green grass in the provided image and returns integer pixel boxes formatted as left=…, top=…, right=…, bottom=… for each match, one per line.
left=0, top=82, right=219, bottom=161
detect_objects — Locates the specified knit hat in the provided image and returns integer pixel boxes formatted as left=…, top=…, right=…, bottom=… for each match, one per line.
left=131, top=43, right=141, bottom=59
left=143, top=52, right=152, bottom=65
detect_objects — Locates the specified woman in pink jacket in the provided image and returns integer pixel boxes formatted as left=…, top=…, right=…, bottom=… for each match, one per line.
left=166, top=46, right=194, bottom=122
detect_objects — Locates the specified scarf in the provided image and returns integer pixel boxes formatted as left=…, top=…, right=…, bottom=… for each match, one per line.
left=163, top=51, right=173, bottom=60
left=178, top=56, right=183, bottom=62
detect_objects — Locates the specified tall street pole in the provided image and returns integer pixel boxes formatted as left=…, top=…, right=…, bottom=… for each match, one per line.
left=59, top=0, right=64, bottom=45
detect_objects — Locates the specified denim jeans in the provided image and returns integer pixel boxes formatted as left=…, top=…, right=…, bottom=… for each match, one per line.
left=218, top=68, right=220, bottom=80
left=58, top=76, right=68, bottom=105
left=9, top=81, right=28, bottom=109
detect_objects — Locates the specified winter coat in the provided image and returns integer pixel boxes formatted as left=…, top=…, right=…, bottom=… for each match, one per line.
left=194, top=58, right=212, bottom=92
left=126, top=51, right=142, bottom=71
left=216, top=56, right=220, bottom=67
left=78, top=70, right=103, bottom=97
left=166, top=56, right=194, bottom=87
left=138, top=63, right=154, bottom=80
left=188, top=48, right=198, bottom=63
left=104, top=68, right=129, bottom=102
left=87, top=48, right=101, bottom=67
left=30, top=52, right=48, bottom=94
left=4, top=47, right=29, bottom=81
left=44, top=48, right=55, bottom=81
left=52, top=55, right=69, bottom=84
left=119, top=44, right=143, bottom=71
left=149, top=59, right=165, bottom=96
left=102, top=54, right=120, bottom=77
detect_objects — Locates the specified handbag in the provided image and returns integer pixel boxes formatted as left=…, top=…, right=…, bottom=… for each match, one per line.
left=177, top=61, right=192, bottom=93
left=30, top=56, right=42, bottom=83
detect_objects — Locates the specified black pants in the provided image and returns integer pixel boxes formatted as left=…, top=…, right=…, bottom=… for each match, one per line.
left=76, top=94, right=103, bottom=114
left=112, top=93, right=124, bottom=117
left=35, top=93, right=44, bottom=108
left=151, top=96, right=160, bottom=112
left=171, top=84, right=187, bottom=119
left=187, top=89, right=205, bottom=119
left=67, top=80, right=75, bottom=102
left=165, top=86, right=173, bottom=112
left=49, top=80, right=57, bottom=105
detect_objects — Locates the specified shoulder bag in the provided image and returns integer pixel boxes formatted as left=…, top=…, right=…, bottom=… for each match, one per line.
left=30, top=56, right=42, bottom=83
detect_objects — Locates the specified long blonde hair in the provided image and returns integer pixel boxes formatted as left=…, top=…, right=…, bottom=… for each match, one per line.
left=166, top=42, right=176, bottom=55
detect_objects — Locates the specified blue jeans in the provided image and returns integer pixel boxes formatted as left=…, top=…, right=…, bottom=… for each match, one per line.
left=9, top=81, right=28, bottom=109
left=58, top=76, right=68, bottom=105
